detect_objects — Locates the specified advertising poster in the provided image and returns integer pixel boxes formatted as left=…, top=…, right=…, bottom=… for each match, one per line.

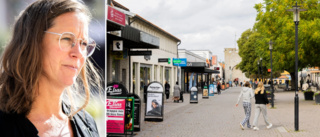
left=209, top=84, right=214, bottom=96
left=145, top=92, right=163, bottom=116
left=124, top=98, right=135, bottom=131
left=190, top=91, right=198, bottom=101
left=106, top=99, right=126, bottom=134
left=202, top=86, right=209, bottom=98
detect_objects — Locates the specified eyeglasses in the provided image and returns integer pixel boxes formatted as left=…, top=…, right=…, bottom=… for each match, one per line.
left=44, top=31, right=96, bottom=57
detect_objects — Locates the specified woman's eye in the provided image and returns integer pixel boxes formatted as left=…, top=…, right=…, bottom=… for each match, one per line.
left=61, top=37, right=72, bottom=41
left=81, top=41, right=88, bottom=47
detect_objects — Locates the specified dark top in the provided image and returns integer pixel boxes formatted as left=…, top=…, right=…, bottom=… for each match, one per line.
left=0, top=102, right=99, bottom=137
left=254, top=90, right=269, bottom=104
left=217, top=83, right=221, bottom=91
left=165, top=83, right=170, bottom=92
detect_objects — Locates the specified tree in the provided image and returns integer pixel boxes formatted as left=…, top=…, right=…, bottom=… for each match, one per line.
left=237, top=0, right=320, bottom=90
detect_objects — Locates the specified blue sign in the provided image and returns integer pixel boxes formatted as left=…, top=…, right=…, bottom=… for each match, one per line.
left=173, top=58, right=187, bottom=67
left=209, top=84, right=214, bottom=96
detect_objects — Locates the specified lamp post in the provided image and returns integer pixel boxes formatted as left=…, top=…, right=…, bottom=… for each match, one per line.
left=260, top=57, right=263, bottom=83
left=258, top=61, right=260, bottom=82
left=287, top=2, right=306, bottom=131
left=269, top=40, right=274, bottom=108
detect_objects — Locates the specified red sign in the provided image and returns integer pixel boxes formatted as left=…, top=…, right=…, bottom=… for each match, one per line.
left=211, top=55, right=217, bottom=66
left=268, top=69, right=271, bottom=72
left=107, top=6, right=125, bottom=26
left=107, top=99, right=126, bottom=134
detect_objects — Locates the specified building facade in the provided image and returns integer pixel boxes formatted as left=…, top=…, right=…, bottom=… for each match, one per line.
left=224, top=48, right=249, bottom=84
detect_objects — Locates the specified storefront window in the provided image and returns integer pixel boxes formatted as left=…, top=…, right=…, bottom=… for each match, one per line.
left=112, top=58, right=120, bottom=82
left=160, top=66, right=163, bottom=83
left=133, top=63, right=136, bottom=93
left=165, top=67, right=171, bottom=84
left=140, top=65, right=151, bottom=94
left=154, top=65, right=157, bottom=81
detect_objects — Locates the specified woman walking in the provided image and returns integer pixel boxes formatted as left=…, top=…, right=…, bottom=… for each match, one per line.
left=236, top=81, right=254, bottom=130
left=173, top=82, right=180, bottom=103
left=252, top=82, right=272, bottom=131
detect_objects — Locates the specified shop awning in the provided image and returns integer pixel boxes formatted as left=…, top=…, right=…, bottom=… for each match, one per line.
left=107, top=25, right=160, bottom=49
left=181, top=67, right=219, bottom=74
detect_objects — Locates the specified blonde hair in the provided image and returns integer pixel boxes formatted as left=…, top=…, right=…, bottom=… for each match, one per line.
left=254, top=82, right=265, bottom=94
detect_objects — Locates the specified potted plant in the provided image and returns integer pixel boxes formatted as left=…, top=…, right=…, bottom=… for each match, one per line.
left=304, top=88, right=314, bottom=100
left=314, top=91, right=320, bottom=104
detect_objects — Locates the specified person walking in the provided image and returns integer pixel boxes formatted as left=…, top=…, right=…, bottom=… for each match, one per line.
left=217, top=81, right=221, bottom=95
left=252, top=82, right=272, bottom=131
left=236, top=81, right=254, bottom=130
left=173, top=82, right=181, bottom=103
left=165, top=81, right=170, bottom=100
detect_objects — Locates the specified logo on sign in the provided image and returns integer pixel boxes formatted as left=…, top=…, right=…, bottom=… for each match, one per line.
left=107, top=85, right=122, bottom=95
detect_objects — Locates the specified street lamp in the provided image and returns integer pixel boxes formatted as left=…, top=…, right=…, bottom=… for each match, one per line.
left=269, top=40, right=274, bottom=108
left=258, top=60, right=260, bottom=82
left=287, top=2, right=306, bottom=131
left=260, top=57, right=263, bottom=83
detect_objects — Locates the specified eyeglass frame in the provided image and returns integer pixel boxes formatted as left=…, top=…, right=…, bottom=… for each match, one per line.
left=44, top=31, right=96, bottom=57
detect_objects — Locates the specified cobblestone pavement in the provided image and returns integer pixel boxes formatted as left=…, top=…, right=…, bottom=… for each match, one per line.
left=132, top=87, right=320, bottom=137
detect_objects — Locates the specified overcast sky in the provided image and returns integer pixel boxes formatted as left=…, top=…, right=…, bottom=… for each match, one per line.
left=115, top=0, right=264, bottom=62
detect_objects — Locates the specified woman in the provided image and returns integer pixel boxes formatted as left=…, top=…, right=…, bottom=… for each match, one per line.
left=252, top=82, right=272, bottom=131
left=164, top=81, right=170, bottom=100
left=0, top=0, right=102, bottom=136
left=236, top=81, right=254, bottom=130
left=173, top=81, right=180, bottom=103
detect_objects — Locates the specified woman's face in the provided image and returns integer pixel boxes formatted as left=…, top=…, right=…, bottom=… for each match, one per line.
left=42, top=11, right=88, bottom=88
left=152, top=102, right=157, bottom=108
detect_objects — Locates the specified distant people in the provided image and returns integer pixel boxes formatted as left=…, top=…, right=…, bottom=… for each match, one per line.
left=147, top=99, right=161, bottom=116
left=165, top=81, right=170, bottom=100
left=300, top=79, right=303, bottom=90
left=252, top=82, right=272, bottom=131
left=173, top=82, right=181, bottom=103
left=285, top=79, right=289, bottom=90
left=236, top=81, right=254, bottom=130
left=268, top=80, right=271, bottom=85
left=217, top=82, right=221, bottom=95
left=279, top=80, right=282, bottom=85
left=240, top=82, right=243, bottom=87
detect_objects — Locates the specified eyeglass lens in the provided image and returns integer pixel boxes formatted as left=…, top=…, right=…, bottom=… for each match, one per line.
left=59, top=32, right=96, bottom=57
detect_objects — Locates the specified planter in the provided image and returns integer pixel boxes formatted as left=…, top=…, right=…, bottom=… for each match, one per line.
left=304, top=92, right=314, bottom=100
left=315, top=94, right=320, bottom=104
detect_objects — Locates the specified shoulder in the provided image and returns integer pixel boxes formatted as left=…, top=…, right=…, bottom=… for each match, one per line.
left=0, top=110, right=38, bottom=136
left=62, top=102, right=99, bottom=137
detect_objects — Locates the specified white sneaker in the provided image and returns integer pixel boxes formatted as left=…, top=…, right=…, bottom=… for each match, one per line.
left=253, top=127, right=259, bottom=131
left=267, top=123, right=273, bottom=129
left=240, top=123, right=244, bottom=130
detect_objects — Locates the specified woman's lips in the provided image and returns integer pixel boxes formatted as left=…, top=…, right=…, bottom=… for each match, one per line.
left=64, top=65, right=78, bottom=71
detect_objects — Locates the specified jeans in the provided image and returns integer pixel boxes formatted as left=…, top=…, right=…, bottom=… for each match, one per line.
left=241, top=102, right=251, bottom=128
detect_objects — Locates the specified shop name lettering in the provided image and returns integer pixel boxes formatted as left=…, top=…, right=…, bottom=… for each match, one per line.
left=149, top=86, right=160, bottom=90
left=107, top=86, right=122, bottom=95
left=107, top=100, right=122, bottom=108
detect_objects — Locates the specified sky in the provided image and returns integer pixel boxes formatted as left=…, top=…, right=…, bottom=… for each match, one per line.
left=115, top=0, right=265, bottom=62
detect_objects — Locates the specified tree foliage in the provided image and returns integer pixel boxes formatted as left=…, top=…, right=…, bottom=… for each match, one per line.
left=237, top=0, right=320, bottom=88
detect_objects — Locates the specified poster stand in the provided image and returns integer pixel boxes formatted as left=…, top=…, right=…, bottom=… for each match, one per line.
left=190, top=87, right=198, bottom=103
left=202, top=85, right=209, bottom=99
left=107, top=82, right=136, bottom=136
left=144, top=81, right=164, bottom=122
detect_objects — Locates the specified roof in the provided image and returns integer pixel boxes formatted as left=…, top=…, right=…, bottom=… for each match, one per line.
left=112, top=0, right=130, bottom=11
left=134, top=14, right=181, bottom=42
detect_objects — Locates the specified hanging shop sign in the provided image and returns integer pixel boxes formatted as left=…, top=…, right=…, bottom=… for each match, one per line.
left=106, top=99, right=126, bottom=134
left=128, top=51, right=152, bottom=56
left=107, top=6, right=125, bottom=26
left=173, top=58, right=187, bottom=67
